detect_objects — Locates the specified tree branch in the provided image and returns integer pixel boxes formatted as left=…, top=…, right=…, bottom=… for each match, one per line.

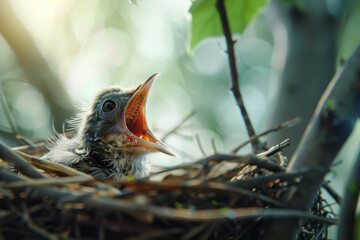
left=265, top=0, right=337, bottom=156
left=264, top=43, right=360, bottom=239
left=0, top=140, right=45, bottom=179
left=216, top=0, right=257, bottom=151
left=322, top=182, right=343, bottom=205
left=337, top=150, right=360, bottom=240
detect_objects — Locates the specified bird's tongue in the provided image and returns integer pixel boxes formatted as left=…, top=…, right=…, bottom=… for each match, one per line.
left=124, top=73, right=176, bottom=156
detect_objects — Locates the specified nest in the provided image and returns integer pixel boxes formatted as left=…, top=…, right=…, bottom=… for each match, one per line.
left=0, top=136, right=337, bottom=240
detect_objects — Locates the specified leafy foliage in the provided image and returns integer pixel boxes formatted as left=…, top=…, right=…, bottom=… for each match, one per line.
left=189, top=0, right=269, bottom=51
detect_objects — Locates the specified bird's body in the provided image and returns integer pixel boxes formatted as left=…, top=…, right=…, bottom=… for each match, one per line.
left=42, top=133, right=149, bottom=180
left=42, top=73, right=175, bottom=180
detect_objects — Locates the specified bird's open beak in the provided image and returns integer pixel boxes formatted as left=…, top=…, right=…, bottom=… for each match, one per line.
left=123, top=73, right=177, bottom=156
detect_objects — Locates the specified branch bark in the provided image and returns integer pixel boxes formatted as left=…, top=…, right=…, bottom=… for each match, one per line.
left=265, top=0, right=337, bottom=156
left=337, top=148, right=360, bottom=240
left=263, top=43, right=360, bottom=239
left=0, top=140, right=45, bottom=179
left=216, top=0, right=258, bottom=151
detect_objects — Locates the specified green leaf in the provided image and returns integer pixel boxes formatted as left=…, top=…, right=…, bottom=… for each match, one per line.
left=337, top=0, right=360, bottom=63
left=189, top=0, right=269, bottom=51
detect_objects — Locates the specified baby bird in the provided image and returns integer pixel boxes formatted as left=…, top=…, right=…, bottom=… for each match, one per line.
left=42, top=73, right=176, bottom=180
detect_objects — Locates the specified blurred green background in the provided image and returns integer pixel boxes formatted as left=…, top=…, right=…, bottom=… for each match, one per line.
left=0, top=0, right=277, bottom=164
left=0, top=2, right=360, bottom=231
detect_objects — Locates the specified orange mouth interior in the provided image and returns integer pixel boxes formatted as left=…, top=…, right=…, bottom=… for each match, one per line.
left=124, top=87, right=157, bottom=143
left=121, top=73, right=176, bottom=157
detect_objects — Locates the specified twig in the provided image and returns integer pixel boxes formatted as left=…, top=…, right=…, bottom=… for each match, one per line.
left=161, top=111, right=195, bottom=141
left=195, top=134, right=206, bottom=156
left=20, top=202, right=59, bottom=240
left=216, top=0, right=257, bottom=151
left=12, top=142, right=48, bottom=155
left=1, top=176, right=95, bottom=189
left=322, top=182, right=343, bottom=205
left=200, top=223, right=217, bottom=240
left=0, top=86, right=18, bottom=135
left=140, top=153, right=284, bottom=181
left=234, top=155, right=285, bottom=172
left=231, top=118, right=300, bottom=153
left=181, top=223, right=209, bottom=240
left=15, top=136, right=35, bottom=148
left=145, top=206, right=338, bottom=225
left=208, top=182, right=285, bottom=207
left=0, top=140, right=45, bottom=179
left=211, top=139, right=218, bottom=154
left=6, top=198, right=57, bottom=240
left=16, top=151, right=121, bottom=194
left=257, top=138, right=290, bottom=157
left=229, top=169, right=321, bottom=189
left=16, top=151, right=87, bottom=177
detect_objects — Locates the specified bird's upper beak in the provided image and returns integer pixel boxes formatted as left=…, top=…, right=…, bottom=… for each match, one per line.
left=122, top=73, right=177, bottom=156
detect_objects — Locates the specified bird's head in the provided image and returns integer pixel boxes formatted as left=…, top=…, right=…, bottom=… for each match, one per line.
left=79, top=73, right=176, bottom=157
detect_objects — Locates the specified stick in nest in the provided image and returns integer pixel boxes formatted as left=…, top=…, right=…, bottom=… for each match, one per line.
left=0, top=140, right=45, bottom=179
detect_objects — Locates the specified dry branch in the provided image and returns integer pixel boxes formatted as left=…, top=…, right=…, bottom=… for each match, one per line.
left=265, top=0, right=337, bottom=155
left=229, top=169, right=319, bottom=189
left=12, top=142, right=48, bottom=155
left=264, top=43, right=360, bottom=239
left=141, top=153, right=284, bottom=181
left=0, top=140, right=45, bottom=179
left=216, top=0, right=257, bottom=151
left=144, top=206, right=338, bottom=225
left=337, top=150, right=360, bottom=240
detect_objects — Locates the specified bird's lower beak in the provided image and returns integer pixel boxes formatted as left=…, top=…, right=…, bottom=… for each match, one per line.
left=123, top=73, right=177, bottom=156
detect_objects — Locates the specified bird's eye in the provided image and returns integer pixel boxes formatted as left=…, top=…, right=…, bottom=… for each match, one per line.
left=102, top=100, right=116, bottom=113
